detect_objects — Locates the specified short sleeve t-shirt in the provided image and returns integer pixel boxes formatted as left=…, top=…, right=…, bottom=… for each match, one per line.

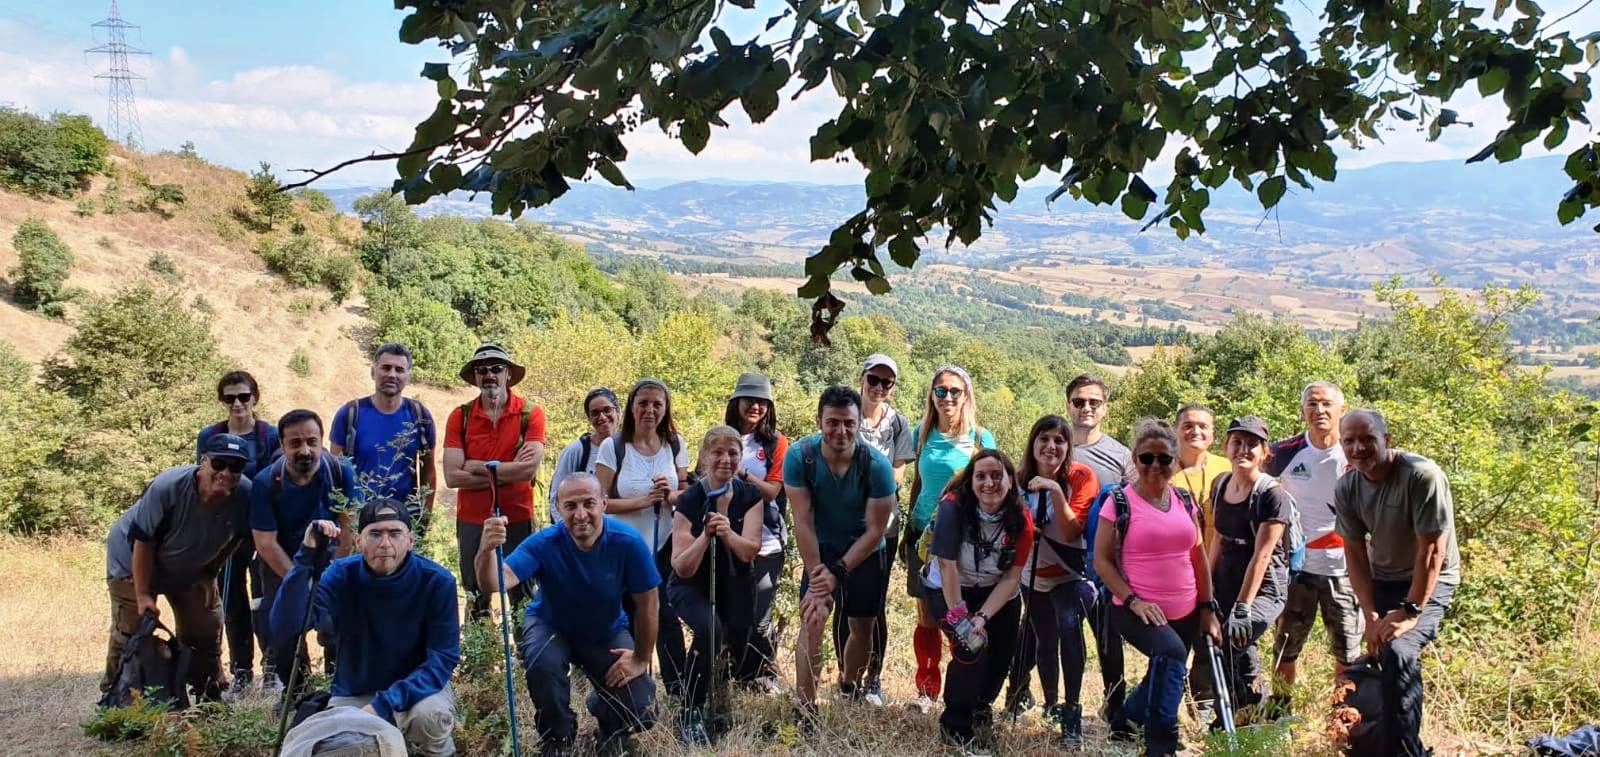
left=249, top=456, right=361, bottom=559
left=1073, top=434, right=1136, bottom=491
left=925, top=495, right=1034, bottom=591
left=911, top=426, right=997, bottom=532
left=107, top=465, right=253, bottom=592
left=671, top=478, right=763, bottom=592
left=859, top=406, right=916, bottom=464
left=1212, top=478, right=1293, bottom=602
left=443, top=393, right=547, bottom=524
left=1267, top=433, right=1351, bottom=576
left=1099, top=485, right=1200, bottom=620
left=782, top=436, right=897, bottom=560
left=595, top=434, right=688, bottom=550
left=329, top=397, right=437, bottom=508
left=1335, top=451, right=1461, bottom=585
left=505, top=517, right=661, bottom=639
left=1174, top=452, right=1231, bottom=550
left=1024, top=462, right=1098, bottom=590
left=740, top=432, right=791, bottom=556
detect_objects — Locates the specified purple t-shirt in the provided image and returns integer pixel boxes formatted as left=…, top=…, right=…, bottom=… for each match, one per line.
left=1099, top=485, right=1199, bottom=620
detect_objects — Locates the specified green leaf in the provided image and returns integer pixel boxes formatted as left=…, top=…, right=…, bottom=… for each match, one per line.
left=681, top=119, right=710, bottom=154
left=427, top=162, right=463, bottom=193
left=421, top=62, right=451, bottom=81
left=1121, top=193, right=1151, bottom=219
left=595, top=158, right=632, bottom=189
left=1478, top=67, right=1509, bottom=96
left=1258, top=175, right=1287, bottom=208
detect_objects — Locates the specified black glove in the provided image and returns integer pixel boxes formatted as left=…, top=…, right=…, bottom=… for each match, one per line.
left=1227, top=602, right=1253, bottom=648
left=310, top=528, right=333, bottom=579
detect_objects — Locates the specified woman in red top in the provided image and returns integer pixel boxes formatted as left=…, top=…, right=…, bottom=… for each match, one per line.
left=1006, top=415, right=1098, bottom=744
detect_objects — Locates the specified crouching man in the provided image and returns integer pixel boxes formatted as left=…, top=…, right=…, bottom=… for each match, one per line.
left=272, top=500, right=460, bottom=756
left=477, top=473, right=659, bottom=757
left=102, top=433, right=255, bottom=703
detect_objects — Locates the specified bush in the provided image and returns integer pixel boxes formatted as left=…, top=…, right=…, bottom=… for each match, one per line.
left=293, top=188, right=335, bottom=214
left=137, top=177, right=187, bottom=218
left=254, top=234, right=357, bottom=303
left=288, top=348, right=311, bottom=377
left=243, top=162, right=292, bottom=231
left=73, top=199, right=95, bottom=217
left=8, top=218, right=74, bottom=313
left=367, top=286, right=476, bottom=385
left=146, top=252, right=180, bottom=281
left=0, top=108, right=108, bottom=197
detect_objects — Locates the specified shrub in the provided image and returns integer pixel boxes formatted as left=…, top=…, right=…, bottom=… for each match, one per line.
left=288, top=348, right=311, bottom=377
left=8, top=218, right=74, bottom=313
left=293, top=188, right=335, bottom=214
left=0, top=109, right=108, bottom=197
left=367, top=286, right=476, bottom=385
left=146, top=252, right=180, bottom=281
left=73, top=199, right=95, bottom=217
left=137, top=177, right=186, bottom=218
left=244, top=162, right=292, bottom=231
left=254, top=234, right=357, bottom=302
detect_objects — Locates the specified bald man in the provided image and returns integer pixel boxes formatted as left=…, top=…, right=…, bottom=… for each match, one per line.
left=1334, top=410, right=1460, bottom=757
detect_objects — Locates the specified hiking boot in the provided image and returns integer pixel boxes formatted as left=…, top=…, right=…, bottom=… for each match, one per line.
left=1108, top=718, right=1138, bottom=743
left=1056, top=704, right=1082, bottom=746
left=222, top=671, right=253, bottom=702
left=863, top=679, right=888, bottom=707
left=911, top=693, right=936, bottom=714
left=751, top=675, right=783, bottom=697
left=259, top=672, right=285, bottom=698
left=1004, top=687, right=1034, bottom=719
left=677, top=708, right=711, bottom=747
left=596, top=732, right=637, bottom=757
left=837, top=680, right=863, bottom=703
left=795, top=700, right=820, bottom=739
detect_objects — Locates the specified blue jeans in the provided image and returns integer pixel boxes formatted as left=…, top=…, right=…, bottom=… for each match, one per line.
left=519, top=614, right=657, bottom=746
left=1113, top=604, right=1202, bottom=755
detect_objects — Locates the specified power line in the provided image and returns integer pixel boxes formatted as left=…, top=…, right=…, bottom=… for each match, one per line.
left=86, top=0, right=149, bottom=149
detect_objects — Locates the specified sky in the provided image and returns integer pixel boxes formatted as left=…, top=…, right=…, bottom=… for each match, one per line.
left=3, top=1, right=1598, bottom=190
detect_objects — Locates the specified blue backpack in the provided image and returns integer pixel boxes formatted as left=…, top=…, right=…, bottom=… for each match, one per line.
left=1084, top=483, right=1200, bottom=588
left=1210, top=472, right=1306, bottom=575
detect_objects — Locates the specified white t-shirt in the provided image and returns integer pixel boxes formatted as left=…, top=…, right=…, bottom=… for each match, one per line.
left=1271, top=433, right=1350, bottom=576
left=741, top=433, right=784, bottom=556
left=595, top=434, right=687, bottom=550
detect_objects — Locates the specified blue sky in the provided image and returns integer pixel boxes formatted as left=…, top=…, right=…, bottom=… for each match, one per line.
left=4, top=1, right=1598, bottom=190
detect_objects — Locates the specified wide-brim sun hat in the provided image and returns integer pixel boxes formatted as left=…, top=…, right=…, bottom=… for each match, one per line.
left=459, top=343, right=527, bottom=387
left=731, top=372, right=773, bottom=402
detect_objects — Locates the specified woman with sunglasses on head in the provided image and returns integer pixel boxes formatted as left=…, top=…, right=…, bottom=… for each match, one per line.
left=903, top=365, right=994, bottom=711
left=1005, top=415, right=1098, bottom=744
left=720, top=373, right=790, bottom=691
left=920, top=449, right=1033, bottom=750
left=1092, top=419, right=1222, bottom=757
left=596, top=379, right=691, bottom=698
left=194, top=370, right=280, bottom=698
left=546, top=387, right=620, bottom=522
left=1205, top=416, right=1292, bottom=723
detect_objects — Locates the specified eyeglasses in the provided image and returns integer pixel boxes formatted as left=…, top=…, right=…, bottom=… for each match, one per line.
left=864, top=374, right=896, bottom=390
left=221, top=392, right=253, bottom=405
left=1136, top=453, right=1175, bottom=467
left=209, top=457, right=247, bottom=474
left=1070, top=397, right=1105, bottom=410
left=587, top=406, right=617, bottom=419
left=473, top=364, right=507, bottom=376
left=932, top=386, right=965, bottom=400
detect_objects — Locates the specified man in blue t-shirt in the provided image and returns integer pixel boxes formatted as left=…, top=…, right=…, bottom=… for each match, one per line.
left=783, top=385, right=897, bottom=711
left=477, top=472, right=660, bottom=755
left=250, top=409, right=360, bottom=683
left=329, top=343, right=438, bottom=533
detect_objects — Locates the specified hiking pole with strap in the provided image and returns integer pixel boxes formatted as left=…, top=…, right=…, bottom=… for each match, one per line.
left=707, top=519, right=719, bottom=716
left=486, top=461, right=523, bottom=757
left=273, top=527, right=331, bottom=757
left=1006, top=489, right=1050, bottom=717
left=1203, top=635, right=1238, bottom=748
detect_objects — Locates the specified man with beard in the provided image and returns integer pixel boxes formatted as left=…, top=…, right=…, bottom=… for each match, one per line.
left=250, top=409, right=360, bottom=685
left=272, top=500, right=460, bottom=756
left=1335, top=410, right=1461, bottom=756
left=102, top=434, right=255, bottom=703
left=444, top=344, right=547, bottom=618
left=330, top=343, right=438, bottom=535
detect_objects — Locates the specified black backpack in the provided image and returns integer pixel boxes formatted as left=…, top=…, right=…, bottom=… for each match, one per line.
left=99, top=614, right=193, bottom=710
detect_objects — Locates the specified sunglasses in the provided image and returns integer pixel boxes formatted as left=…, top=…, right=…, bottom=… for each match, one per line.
left=1136, top=453, right=1175, bottom=467
left=209, top=457, right=247, bottom=474
left=1070, top=397, right=1105, bottom=410
left=932, top=386, right=965, bottom=400
left=864, top=374, right=896, bottom=390
left=473, top=364, right=507, bottom=376
left=221, top=392, right=253, bottom=405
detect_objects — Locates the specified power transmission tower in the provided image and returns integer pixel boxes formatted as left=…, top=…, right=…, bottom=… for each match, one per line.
left=86, top=0, right=149, bottom=149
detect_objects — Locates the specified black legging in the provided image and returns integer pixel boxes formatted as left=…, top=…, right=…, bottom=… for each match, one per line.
left=622, top=542, right=688, bottom=694
left=218, top=540, right=255, bottom=677
left=1015, top=580, right=1095, bottom=709
left=666, top=573, right=756, bottom=710
left=925, top=584, right=1023, bottom=743
left=834, top=525, right=898, bottom=685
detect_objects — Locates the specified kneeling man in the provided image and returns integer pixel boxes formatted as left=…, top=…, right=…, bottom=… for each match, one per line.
left=477, top=473, right=659, bottom=756
left=272, top=500, right=460, bottom=756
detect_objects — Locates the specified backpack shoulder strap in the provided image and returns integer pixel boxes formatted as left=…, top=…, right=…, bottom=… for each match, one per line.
left=801, top=436, right=821, bottom=494
left=253, top=419, right=270, bottom=461
left=321, top=452, right=345, bottom=491
left=517, top=409, right=531, bottom=448
left=1174, top=486, right=1200, bottom=529
left=854, top=442, right=874, bottom=499
left=457, top=401, right=474, bottom=447
left=669, top=434, right=681, bottom=458
left=269, top=457, right=286, bottom=504
left=577, top=433, right=594, bottom=472
left=342, top=400, right=360, bottom=453
left=409, top=398, right=433, bottom=453
left=609, top=433, right=628, bottom=497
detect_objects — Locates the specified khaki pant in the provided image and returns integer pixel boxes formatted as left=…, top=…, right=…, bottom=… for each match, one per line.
left=101, top=578, right=224, bottom=696
left=329, top=686, right=456, bottom=756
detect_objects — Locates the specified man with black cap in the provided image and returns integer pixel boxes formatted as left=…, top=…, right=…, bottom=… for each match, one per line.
left=102, top=434, right=255, bottom=702
left=272, top=500, right=460, bottom=756
left=444, top=343, right=547, bottom=618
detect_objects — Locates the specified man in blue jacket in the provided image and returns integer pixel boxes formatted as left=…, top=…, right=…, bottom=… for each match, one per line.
left=272, top=499, right=460, bottom=756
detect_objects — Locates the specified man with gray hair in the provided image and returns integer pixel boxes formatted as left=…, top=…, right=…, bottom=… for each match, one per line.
left=330, top=343, right=438, bottom=534
left=1335, top=409, right=1460, bottom=756
left=1265, top=381, right=1363, bottom=712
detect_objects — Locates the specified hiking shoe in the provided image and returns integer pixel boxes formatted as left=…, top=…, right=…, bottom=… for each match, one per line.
left=1056, top=704, right=1082, bottom=746
left=258, top=672, right=284, bottom=698
left=795, top=701, right=820, bottom=739
left=222, top=672, right=253, bottom=703
left=1108, top=718, right=1137, bottom=742
left=837, top=680, right=863, bottom=703
left=677, top=708, right=711, bottom=747
left=751, top=675, right=783, bottom=697
left=1004, top=687, right=1034, bottom=719
left=863, top=680, right=888, bottom=707
left=912, top=694, right=936, bottom=714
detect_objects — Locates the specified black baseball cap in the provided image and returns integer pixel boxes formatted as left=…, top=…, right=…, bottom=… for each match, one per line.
left=357, top=499, right=409, bottom=532
left=202, top=433, right=252, bottom=462
left=1226, top=416, right=1272, bottom=443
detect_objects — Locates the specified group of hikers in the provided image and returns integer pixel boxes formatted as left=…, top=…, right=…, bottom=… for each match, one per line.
left=101, top=340, right=1461, bottom=756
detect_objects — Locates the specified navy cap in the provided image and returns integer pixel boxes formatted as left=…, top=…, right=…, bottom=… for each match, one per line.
left=203, top=433, right=252, bottom=462
left=1226, top=416, right=1272, bottom=443
left=357, top=499, right=410, bottom=532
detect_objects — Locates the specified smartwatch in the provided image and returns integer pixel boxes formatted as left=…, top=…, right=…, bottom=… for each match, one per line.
left=1401, top=601, right=1423, bottom=618
left=1123, top=592, right=1140, bottom=606
left=828, top=559, right=850, bottom=582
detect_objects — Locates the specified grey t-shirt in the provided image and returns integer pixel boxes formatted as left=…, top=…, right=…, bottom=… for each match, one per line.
left=106, top=465, right=253, bottom=592
left=1073, top=433, right=1135, bottom=490
left=1334, top=451, right=1461, bottom=585
left=859, top=405, right=915, bottom=465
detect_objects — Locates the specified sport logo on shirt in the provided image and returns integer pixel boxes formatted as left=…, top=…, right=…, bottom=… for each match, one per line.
left=1289, top=462, right=1311, bottom=479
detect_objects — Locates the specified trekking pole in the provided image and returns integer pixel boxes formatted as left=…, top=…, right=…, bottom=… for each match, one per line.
left=486, top=461, right=524, bottom=757
left=273, top=527, right=330, bottom=757
left=1007, top=489, right=1050, bottom=716
left=1203, top=635, right=1238, bottom=748
left=707, top=521, right=719, bottom=714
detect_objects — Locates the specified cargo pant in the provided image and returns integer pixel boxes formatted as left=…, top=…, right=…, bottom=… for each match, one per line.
left=102, top=577, right=223, bottom=698
left=329, top=685, right=456, bottom=756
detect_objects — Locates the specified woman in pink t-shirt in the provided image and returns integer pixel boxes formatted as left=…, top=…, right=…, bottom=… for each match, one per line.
left=1092, top=419, right=1221, bottom=757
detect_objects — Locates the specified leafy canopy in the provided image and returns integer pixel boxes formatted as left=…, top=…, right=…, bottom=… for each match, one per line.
left=378, top=0, right=1599, bottom=330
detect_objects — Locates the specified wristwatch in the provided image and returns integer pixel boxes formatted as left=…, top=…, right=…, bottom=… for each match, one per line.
left=828, top=559, right=850, bottom=582
left=974, top=610, right=990, bottom=624
left=1204, top=598, right=1223, bottom=617
left=1401, top=601, right=1423, bottom=618
left=1123, top=591, right=1140, bottom=606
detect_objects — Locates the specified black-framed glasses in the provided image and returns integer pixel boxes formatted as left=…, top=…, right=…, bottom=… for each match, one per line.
left=587, top=405, right=617, bottom=419
left=933, top=386, right=965, bottom=400
left=209, top=457, right=247, bottom=474
left=1136, top=453, right=1175, bottom=467
left=1070, top=397, right=1105, bottom=410
left=473, top=364, right=507, bottom=376
left=221, top=392, right=253, bottom=405
left=864, top=374, right=896, bottom=390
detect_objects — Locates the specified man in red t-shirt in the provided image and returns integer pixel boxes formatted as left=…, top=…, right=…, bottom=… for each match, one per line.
left=443, top=344, right=547, bottom=618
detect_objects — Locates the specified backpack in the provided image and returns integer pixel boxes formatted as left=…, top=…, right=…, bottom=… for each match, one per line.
left=799, top=435, right=873, bottom=501
left=607, top=432, right=683, bottom=497
left=99, top=614, right=193, bottom=710
left=1210, top=472, right=1306, bottom=574
left=576, top=433, right=594, bottom=472
left=1085, top=483, right=1201, bottom=589
left=342, top=398, right=433, bottom=457
left=208, top=419, right=276, bottom=467
left=457, top=401, right=532, bottom=455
